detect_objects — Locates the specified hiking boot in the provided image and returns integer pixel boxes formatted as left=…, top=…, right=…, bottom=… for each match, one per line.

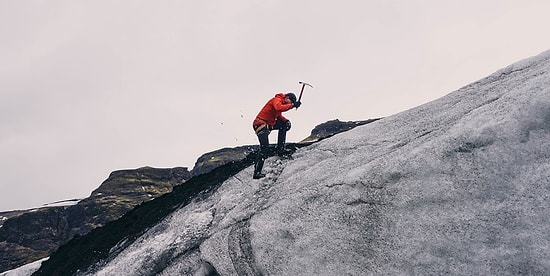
left=253, top=172, right=266, bottom=179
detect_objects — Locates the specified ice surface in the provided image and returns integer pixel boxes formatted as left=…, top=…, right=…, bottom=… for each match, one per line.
left=79, top=50, right=550, bottom=275
left=0, top=258, right=48, bottom=276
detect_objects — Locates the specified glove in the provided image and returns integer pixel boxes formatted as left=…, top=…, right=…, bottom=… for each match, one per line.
left=285, top=120, right=292, bottom=131
left=293, top=101, right=302, bottom=108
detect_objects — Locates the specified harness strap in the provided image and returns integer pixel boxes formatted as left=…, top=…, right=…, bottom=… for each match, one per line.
left=253, top=118, right=269, bottom=134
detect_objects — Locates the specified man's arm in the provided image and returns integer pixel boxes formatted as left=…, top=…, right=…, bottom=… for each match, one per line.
left=273, top=97, right=294, bottom=112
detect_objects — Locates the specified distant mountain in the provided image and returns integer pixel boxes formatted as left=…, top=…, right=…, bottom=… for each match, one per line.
left=0, top=167, right=190, bottom=273
left=0, top=120, right=370, bottom=274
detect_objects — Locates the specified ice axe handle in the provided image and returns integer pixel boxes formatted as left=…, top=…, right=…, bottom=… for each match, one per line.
left=297, top=81, right=313, bottom=109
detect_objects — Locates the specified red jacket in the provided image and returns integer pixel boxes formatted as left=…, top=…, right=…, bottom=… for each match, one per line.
left=254, top=93, right=293, bottom=126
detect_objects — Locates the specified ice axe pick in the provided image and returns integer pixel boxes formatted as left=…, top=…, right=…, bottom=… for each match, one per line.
left=297, top=81, right=313, bottom=109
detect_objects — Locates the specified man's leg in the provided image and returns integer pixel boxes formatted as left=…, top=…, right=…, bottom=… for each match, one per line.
left=253, top=128, right=269, bottom=179
left=274, top=119, right=287, bottom=150
left=277, top=128, right=287, bottom=149
left=274, top=119, right=294, bottom=155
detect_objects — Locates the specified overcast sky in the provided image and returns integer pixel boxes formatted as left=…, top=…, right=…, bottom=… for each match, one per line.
left=1, top=0, right=550, bottom=211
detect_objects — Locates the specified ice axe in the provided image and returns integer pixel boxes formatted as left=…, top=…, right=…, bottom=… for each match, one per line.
left=296, top=81, right=313, bottom=109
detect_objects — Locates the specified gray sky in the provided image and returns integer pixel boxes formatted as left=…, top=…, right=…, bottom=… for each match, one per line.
left=1, top=0, right=550, bottom=211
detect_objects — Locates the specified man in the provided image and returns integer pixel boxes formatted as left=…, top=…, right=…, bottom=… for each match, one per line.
left=252, top=92, right=302, bottom=179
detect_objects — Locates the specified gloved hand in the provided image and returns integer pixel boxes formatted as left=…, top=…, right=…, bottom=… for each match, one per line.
left=285, top=120, right=292, bottom=131
left=293, top=101, right=302, bottom=108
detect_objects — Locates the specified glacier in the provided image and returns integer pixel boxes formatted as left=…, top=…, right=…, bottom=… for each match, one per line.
left=28, top=50, right=550, bottom=275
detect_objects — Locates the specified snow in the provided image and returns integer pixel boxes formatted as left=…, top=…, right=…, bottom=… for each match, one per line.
left=41, top=199, right=82, bottom=207
left=1, top=199, right=82, bottom=214
left=0, top=258, right=48, bottom=276
left=77, top=50, right=550, bottom=275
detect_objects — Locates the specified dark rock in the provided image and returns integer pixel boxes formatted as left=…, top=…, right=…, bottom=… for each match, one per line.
left=191, top=147, right=256, bottom=177
left=0, top=211, right=26, bottom=228
left=300, top=118, right=381, bottom=143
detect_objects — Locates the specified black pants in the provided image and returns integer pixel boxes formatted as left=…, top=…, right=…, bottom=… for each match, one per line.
left=253, top=119, right=287, bottom=174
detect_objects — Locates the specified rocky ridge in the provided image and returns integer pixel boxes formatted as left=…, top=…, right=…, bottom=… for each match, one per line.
left=0, top=167, right=190, bottom=273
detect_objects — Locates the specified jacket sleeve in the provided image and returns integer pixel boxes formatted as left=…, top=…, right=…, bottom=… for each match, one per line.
left=273, top=97, right=294, bottom=112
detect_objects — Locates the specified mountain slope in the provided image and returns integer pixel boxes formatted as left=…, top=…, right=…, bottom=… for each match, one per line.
left=37, top=50, right=550, bottom=275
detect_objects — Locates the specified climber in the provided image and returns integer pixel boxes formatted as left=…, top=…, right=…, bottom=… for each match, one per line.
left=252, top=92, right=301, bottom=179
